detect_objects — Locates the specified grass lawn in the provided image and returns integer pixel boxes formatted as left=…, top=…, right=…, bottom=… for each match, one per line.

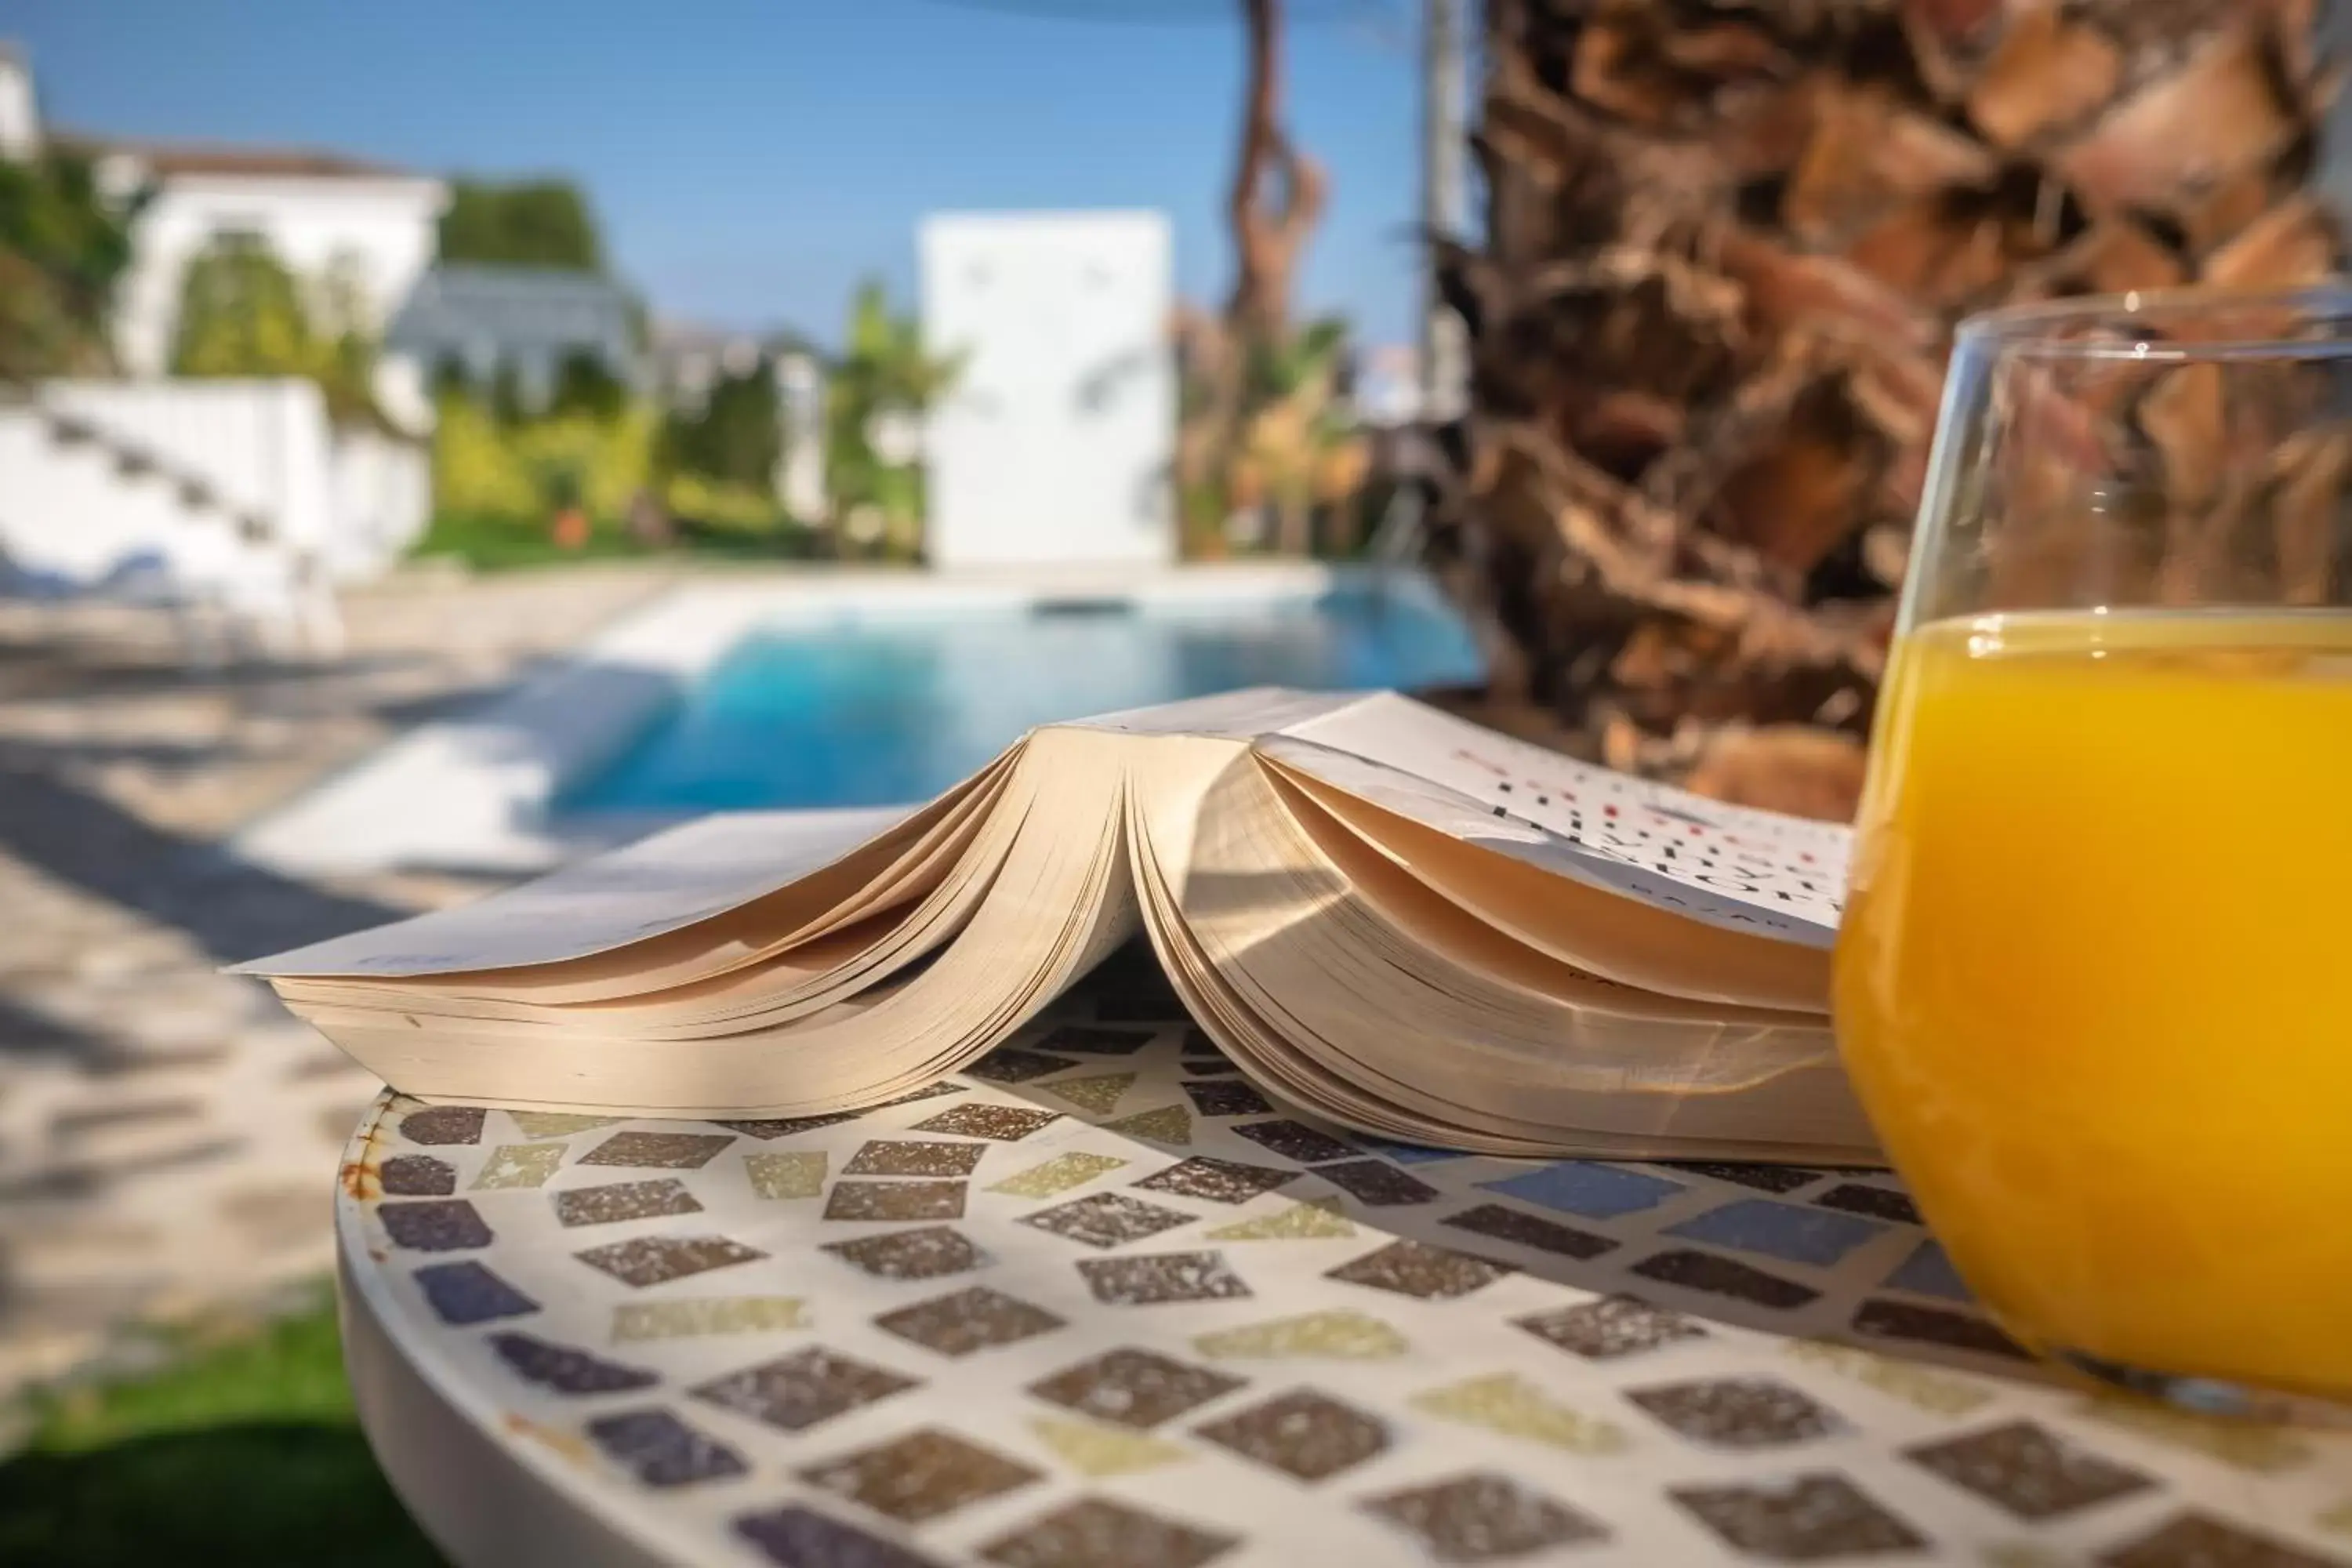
left=0, top=1290, right=448, bottom=1567
left=418, top=510, right=824, bottom=572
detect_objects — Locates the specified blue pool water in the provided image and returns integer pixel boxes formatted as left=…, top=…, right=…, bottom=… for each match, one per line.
left=564, top=584, right=1485, bottom=812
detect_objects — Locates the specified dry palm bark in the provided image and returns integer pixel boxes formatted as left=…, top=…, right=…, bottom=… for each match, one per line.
left=1425, top=0, right=2343, bottom=817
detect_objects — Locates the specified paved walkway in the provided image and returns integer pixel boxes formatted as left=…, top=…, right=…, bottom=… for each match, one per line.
left=0, top=563, right=685, bottom=1396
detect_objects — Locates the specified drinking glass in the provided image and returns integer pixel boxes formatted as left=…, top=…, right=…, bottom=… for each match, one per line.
left=1834, top=288, right=2352, bottom=1421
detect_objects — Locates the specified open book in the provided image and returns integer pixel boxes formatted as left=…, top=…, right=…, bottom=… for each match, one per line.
left=241, top=690, right=1872, bottom=1163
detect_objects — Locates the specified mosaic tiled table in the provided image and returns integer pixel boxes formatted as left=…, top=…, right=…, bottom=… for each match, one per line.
left=336, top=955, right=2352, bottom=1567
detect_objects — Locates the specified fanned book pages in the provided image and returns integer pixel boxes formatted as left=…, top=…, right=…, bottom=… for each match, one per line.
left=240, top=690, right=1871, bottom=1163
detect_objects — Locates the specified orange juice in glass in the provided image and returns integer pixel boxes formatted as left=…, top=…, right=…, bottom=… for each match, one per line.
left=1834, top=290, right=2352, bottom=1420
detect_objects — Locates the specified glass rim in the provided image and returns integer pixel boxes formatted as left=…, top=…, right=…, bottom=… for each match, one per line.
left=1956, top=283, right=2352, bottom=361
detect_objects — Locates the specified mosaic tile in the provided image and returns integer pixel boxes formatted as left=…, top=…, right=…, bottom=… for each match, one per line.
left=586, top=1407, right=750, bottom=1487
left=1411, top=1373, right=1629, bottom=1455
left=989, top=1152, right=1127, bottom=1200
left=1035, top=1024, right=1156, bottom=1056
left=873, top=1287, right=1066, bottom=1357
left=1883, top=1240, right=1971, bottom=1301
left=1442, top=1202, right=1617, bottom=1260
left=1192, top=1389, right=1389, bottom=1482
left=1181, top=1027, right=1224, bottom=1056
left=1625, top=1377, right=1842, bottom=1448
left=555, top=1178, right=702, bottom=1227
left=1180, top=1079, right=1274, bottom=1117
left=1313, top=1159, right=1441, bottom=1207
left=717, top=1112, right=862, bottom=1140
left=379, top=1154, right=456, bottom=1196
left=1098, top=1105, right=1192, bottom=1144
left=692, top=1347, right=921, bottom=1432
left=1203, top=1199, right=1355, bottom=1242
left=1025, top=1417, right=1192, bottom=1479
left=1515, top=1294, right=1708, bottom=1359
left=1327, top=1239, right=1512, bottom=1300
left=2076, top=1396, right=2318, bottom=1475
left=1814, top=1182, right=1922, bottom=1225
left=1192, top=1308, right=1406, bottom=1362
left=1353, top=1135, right=1464, bottom=1164
left=1852, top=1298, right=2027, bottom=1359
left=1479, top=1161, right=1684, bottom=1218
left=2099, top=1513, right=2339, bottom=1568
left=845, top=1140, right=988, bottom=1178
left=1667, top=1198, right=1886, bottom=1267
left=491, top=1331, right=658, bottom=1394
left=400, top=1105, right=486, bottom=1145
left=612, top=1296, right=810, bottom=1341
left=1132, top=1156, right=1296, bottom=1205
left=824, top=1181, right=969, bottom=1223
left=1671, top=1474, right=1927, bottom=1559
left=506, top=1111, right=620, bottom=1139
left=798, top=1426, right=1043, bottom=1523
left=1363, top=1472, right=1609, bottom=1561
left=746, top=1150, right=829, bottom=1200
left=1229, top=1119, right=1358, bottom=1164
left=1671, top=1162, right=1822, bottom=1194
left=910, top=1103, right=1062, bottom=1142
left=1182, top=1060, right=1242, bottom=1077
left=579, top=1131, right=735, bottom=1169
left=576, top=1233, right=766, bottom=1287
left=967, top=1048, right=1079, bottom=1083
left=471, top=1142, right=568, bottom=1190
left=379, top=1199, right=493, bottom=1252
left=412, top=1260, right=539, bottom=1325
left=1035, top=1073, right=1127, bottom=1116
left=1907, top=1421, right=2156, bottom=1520
left=1779, top=1341, right=1990, bottom=1417
left=980, top=1497, right=1237, bottom=1568
left=1076, top=1251, right=1250, bottom=1305
left=1632, top=1249, right=1820, bottom=1308
left=823, top=1226, right=989, bottom=1281
left=735, top=1504, right=945, bottom=1568
left=1028, top=1347, right=1246, bottom=1428
left=1020, top=1192, right=1195, bottom=1250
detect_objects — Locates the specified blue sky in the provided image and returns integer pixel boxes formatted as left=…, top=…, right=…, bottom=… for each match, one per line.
left=8, top=0, right=1425, bottom=347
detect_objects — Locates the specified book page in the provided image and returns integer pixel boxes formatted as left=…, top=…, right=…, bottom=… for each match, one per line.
left=233, top=805, right=908, bottom=977
left=1265, top=693, right=1849, bottom=946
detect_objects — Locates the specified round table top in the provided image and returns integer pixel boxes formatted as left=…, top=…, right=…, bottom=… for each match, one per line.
left=334, top=965, right=2352, bottom=1568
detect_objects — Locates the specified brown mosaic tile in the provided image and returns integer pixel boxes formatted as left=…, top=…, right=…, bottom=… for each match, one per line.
left=910, top=1103, right=1062, bottom=1142
left=1229, top=1119, right=1357, bottom=1164
left=1907, top=1420, right=2156, bottom=1521
left=1815, top=1183, right=1922, bottom=1225
left=967, top=1047, right=1079, bottom=1083
left=1632, top=1249, right=1820, bottom=1309
left=579, top=1131, right=736, bottom=1169
left=1327, top=1239, right=1513, bottom=1301
left=1181, top=1027, right=1224, bottom=1056
left=490, top=1331, right=658, bottom=1395
left=1020, top=1192, right=1196, bottom=1250
left=379, top=1199, right=492, bottom=1252
left=1624, top=1378, right=1842, bottom=1448
left=1515, top=1294, right=1708, bottom=1359
left=1076, top=1251, right=1252, bottom=1306
left=716, top=1112, right=861, bottom=1139
left=981, top=1497, right=1238, bottom=1568
left=844, top=1140, right=989, bottom=1178
left=575, top=1234, right=767, bottom=1288
left=1442, top=1203, right=1617, bottom=1261
left=1313, top=1159, right=1441, bottom=1207
left=1671, top=1474, right=1926, bottom=1561
left=1183, top=1060, right=1243, bottom=1077
left=379, top=1154, right=456, bottom=1196
left=798, top=1426, right=1044, bottom=1523
left=1180, top=1079, right=1275, bottom=1117
left=1671, top=1162, right=1821, bottom=1194
left=691, top=1346, right=921, bottom=1432
left=735, top=1504, right=946, bottom=1568
left=2100, top=1512, right=2340, bottom=1568
left=1035, top=1024, right=1156, bottom=1056
left=873, top=1287, right=1067, bottom=1358
left=1852, top=1298, right=2027, bottom=1359
left=1192, top=1389, right=1389, bottom=1483
left=823, top=1225, right=990, bottom=1280
left=1132, top=1156, right=1297, bottom=1205
left=1027, top=1347, right=1246, bottom=1428
left=824, top=1181, right=969, bottom=1223
left=399, top=1105, right=486, bottom=1145
left=1362, top=1472, right=1608, bottom=1562
left=554, top=1178, right=702, bottom=1228
left=586, top=1407, right=749, bottom=1487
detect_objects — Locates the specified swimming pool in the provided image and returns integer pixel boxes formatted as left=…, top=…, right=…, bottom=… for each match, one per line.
left=563, top=580, right=1485, bottom=811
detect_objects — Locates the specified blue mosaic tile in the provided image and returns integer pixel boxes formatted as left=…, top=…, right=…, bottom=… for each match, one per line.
left=1479, top=1162, right=1686, bottom=1219
left=1666, top=1198, right=1884, bottom=1268
left=1353, top=1136, right=1465, bottom=1165
left=412, top=1260, right=539, bottom=1325
left=1882, top=1240, right=1972, bottom=1302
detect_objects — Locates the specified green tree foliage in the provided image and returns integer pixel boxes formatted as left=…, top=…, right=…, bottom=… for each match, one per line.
left=169, top=235, right=384, bottom=426
left=550, top=349, right=626, bottom=421
left=664, top=361, right=780, bottom=495
left=826, top=280, right=959, bottom=559
left=437, top=180, right=604, bottom=272
left=0, top=151, right=139, bottom=380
